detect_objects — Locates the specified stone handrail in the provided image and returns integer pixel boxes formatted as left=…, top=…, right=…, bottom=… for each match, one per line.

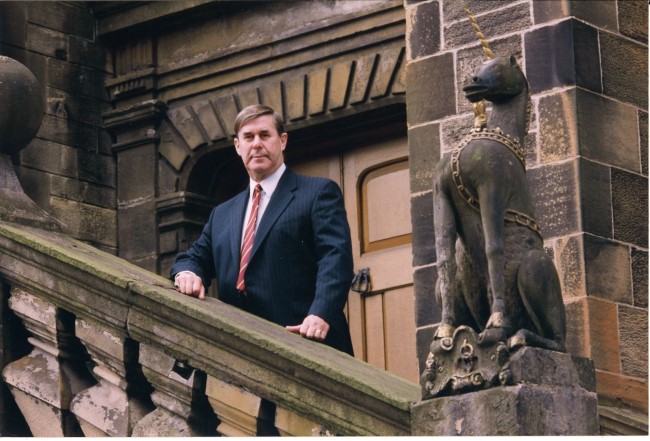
left=0, top=220, right=420, bottom=436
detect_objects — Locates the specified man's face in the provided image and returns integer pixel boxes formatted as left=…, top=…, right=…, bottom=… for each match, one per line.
left=234, top=115, right=287, bottom=182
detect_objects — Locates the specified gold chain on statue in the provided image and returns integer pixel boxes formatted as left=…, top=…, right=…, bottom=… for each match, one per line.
left=451, top=127, right=543, bottom=238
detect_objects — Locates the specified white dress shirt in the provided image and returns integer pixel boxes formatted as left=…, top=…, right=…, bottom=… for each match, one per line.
left=241, top=163, right=286, bottom=246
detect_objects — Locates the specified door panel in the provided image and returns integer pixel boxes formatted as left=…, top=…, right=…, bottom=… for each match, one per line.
left=290, top=135, right=418, bottom=383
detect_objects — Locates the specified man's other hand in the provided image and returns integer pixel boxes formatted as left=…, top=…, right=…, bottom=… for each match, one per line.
left=286, top=314, right=330, bottom=341
left=174, top=272, right=205, bottom=300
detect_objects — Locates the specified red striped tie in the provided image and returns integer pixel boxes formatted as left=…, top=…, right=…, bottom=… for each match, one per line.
left=236, top=184, right=262, bottom=292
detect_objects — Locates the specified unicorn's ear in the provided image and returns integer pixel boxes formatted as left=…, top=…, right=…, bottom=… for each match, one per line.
left=509, top=55, right=519, bottom=67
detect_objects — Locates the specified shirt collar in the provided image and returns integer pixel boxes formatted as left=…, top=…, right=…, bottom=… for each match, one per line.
left=249, top=163, right=286, bottom=198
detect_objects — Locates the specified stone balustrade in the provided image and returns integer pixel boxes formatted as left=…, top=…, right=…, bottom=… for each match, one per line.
left=0, top=220, right=420, bottom=436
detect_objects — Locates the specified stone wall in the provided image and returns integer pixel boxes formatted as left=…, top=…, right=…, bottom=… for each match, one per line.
left=0, top=2, right=116, bottom=253
left=405, top=0, right=648, bottom=416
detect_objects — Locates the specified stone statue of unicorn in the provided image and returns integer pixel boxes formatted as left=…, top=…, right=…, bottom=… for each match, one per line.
left=421, top=5, right=566, bottom=399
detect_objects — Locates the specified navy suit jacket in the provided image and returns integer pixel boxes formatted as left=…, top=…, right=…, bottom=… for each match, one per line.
left=171, top=168, right=354, bottom=354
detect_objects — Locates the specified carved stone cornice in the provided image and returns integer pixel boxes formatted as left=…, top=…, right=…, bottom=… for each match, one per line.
left=103, top=100, right=168, bottom=151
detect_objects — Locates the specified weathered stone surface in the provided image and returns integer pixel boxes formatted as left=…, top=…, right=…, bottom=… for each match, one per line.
left=406, top=52, right=455, bottom=125
left=440, top=114, right=473, bottom=153
left=50, top=175, right=116, bottom=209
left=416, top=325, right=436, bottom=374
left=618, top=0, right=648, bottom=43
left=167, top=106, right=205, bottom=150
left=47, top=57, right=106, bottom=101
left=565, top=296, right=621, bottom=373
left=306, top=68, right=327, bottom=116
left=410, top=192, right=435, bottom=267
left=275, top=406, right=323, bottom=436
left=618, top=304, right=648, bottom=379
left=51, top=197, right=117, bottom=248
left=527, top=159, right=580, bottom=239
left=444, top=2, right=530, bottom=51
left=413, top=264, right=439, bottom=328
left=25, top=2, right=94, bottom=41
left=46, top=87, right=108, bottom=126
left=117, top=144, right=155, bottom=204
left=406, top=1, right=440, bottom=61
left=78, top=150, right=115, bottom=188
left=596, top=370, right=649, bottom=413
left=25, top=23, right=67, bottom=60
left=36, top=115, right=98, bottom=153
left=206, top=376, right=269, bottom=436
left=117, top=200, right=157, bottom=259
left=370, top=46, right=403, bottom=99
left=584, top=234, right=633, bottom=304
left=580, top=158, right=612, bottom=238
left=555, top=234, right=585, bottom=298
left=408, top=122, right=440, bottom=193
left=442, top=0, right=512, bottom=24
left=600, top=31, right=648, bottom=109
left=329, top=61, right=353, bottom=110
left=133, top=344, right=215, bottom=436
left=538, top=89, right=578, bottom=163
left=612, top=168, right=648, bottom=247
left=349, top=54, right=377, bottom=105
left=532, top=0, right=617, bottom=30
left=412, top=382, right=599, bottom=435
left=525, top=19, right=601, bottom=94
left=2, top=289, right=93, bottom=436
left=631, top=248, right=648, bottom=308
left=640, top=111, right=648, bottom=176
left=0, top=2, right=26, bottom=48
left=577, top=90, right=640, bottom=172
left=191, top=100, right=226, bottom=142
left=68, top=35, right=109, bottom=73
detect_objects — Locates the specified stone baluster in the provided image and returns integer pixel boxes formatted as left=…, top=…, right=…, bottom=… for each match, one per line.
left=132, top=344, right=216, bottom=436
left=2, top=288, right=94, bottom=436
left=205, top=376, right=277, bottom=436
left=70, top=317, right=154, bottom=436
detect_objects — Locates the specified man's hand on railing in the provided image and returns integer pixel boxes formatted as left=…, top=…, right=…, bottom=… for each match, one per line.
left=174, top=271, right=206, bottom=300
left=286, top=314, right=329, bottom=342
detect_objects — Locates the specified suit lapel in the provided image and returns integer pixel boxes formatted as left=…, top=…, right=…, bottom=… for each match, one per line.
left=250, top=168, right=297, bottom=259
left=230, top=189, right=249, bottom=264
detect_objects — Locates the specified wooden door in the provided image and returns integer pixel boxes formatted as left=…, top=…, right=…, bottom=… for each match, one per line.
left=290, top=135, right=418, bottom=383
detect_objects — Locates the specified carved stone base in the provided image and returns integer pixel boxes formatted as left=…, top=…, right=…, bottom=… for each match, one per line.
left=412, top=347, right=600, bottom=435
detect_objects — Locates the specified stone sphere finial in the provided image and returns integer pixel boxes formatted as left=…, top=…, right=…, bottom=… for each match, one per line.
left=0, top=56, right=44, bottom=155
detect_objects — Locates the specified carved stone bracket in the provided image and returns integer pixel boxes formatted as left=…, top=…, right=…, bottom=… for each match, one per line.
left=421, top=326, right=510, bottom=400
left=2, top=288, right=94, bottom=436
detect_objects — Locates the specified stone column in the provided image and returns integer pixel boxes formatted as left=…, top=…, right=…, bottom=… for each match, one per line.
left=132, top=344, right=216, bottom=436
left=70, top=317, right=154, bottom=437
left=104, top=100, right=168, bottom=273
left=2, top=288, right=94, bottom=436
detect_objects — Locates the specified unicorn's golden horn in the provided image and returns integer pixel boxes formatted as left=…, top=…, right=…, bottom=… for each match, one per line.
left=463, top=2, right=494, bottom=60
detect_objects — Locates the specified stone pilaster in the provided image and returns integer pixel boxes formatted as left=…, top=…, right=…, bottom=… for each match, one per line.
left=2, top=288, right=94, bottom=436
left=104, top=100, right=167, bottom=273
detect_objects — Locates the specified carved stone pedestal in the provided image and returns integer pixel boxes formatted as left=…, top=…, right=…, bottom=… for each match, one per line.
left=412, top=347, right=600, bottom=436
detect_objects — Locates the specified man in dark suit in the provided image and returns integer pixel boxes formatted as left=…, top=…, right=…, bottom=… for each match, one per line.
left=171, top=104, right=354, bottom=355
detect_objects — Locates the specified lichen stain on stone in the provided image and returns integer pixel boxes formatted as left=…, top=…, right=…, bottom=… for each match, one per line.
left=455, top=417, right=464, bottom=434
